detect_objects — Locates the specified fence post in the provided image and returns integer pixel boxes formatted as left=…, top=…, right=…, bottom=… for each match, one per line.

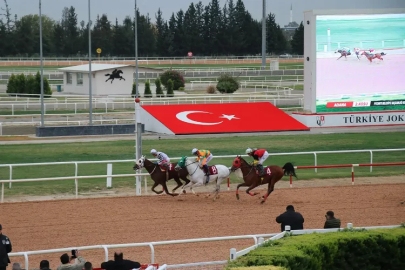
left=12, top=104, right=14, bottom=115
left=107, top=163, right=112, bottom=188
left=75, top=162, right=78, bottom=199
left=102, top=245, right=109, bottom=262
left=290, top=175, right=292, bottom=188
left=370, top=151, right=373, bottom=173
left=314, top=153, right=317, bottom=173
left=9, top=165, right=12, bottom=189
left=227, top=177, right=230, bottom=191
left=351, top=166, right=354, bottom=185
left=258, top=237, right=264, bottom=246
left=229, top=248, right=237, bottom=261
left=144, top=176, right=148, bottom=194
left=149, top=244, right=155, bottom=264
left=0, top=123, right=2, bottom=136
left=1, top=182, right=4, bottom=203
left=347, top=223, right=353, bottom=229
left=24, top=252, right=29, bottom=270
left=105, top=102, right=108, bottom=113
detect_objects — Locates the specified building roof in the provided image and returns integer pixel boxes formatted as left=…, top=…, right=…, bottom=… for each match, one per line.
left=58, top=64, right=131, bottom=73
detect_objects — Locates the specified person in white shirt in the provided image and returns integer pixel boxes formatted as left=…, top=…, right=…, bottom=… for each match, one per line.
left=150, top=149, right=171, bottom=170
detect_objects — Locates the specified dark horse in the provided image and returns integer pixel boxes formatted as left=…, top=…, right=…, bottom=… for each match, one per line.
left=133, top=156, right=190, bottom=196
left=105, top=69, right=125, bottom=84
left=230, top=156, right=297, bottom=204
left=361, top=51, right=386, bottom=63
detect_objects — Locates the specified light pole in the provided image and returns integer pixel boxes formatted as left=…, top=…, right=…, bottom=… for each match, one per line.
left=39, top=0, right=44, bottom=126
left=88, top=0, right=93, bottom=125
left=134, top=0, right=142, bottom=195
left=261, top=0, right=266, bottom=70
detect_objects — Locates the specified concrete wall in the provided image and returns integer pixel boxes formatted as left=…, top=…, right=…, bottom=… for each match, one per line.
left=36, top=124, right=144, bottom=137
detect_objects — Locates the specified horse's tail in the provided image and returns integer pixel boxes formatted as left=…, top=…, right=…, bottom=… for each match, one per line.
left=105, top=74, right=110, bottom=76
left=282, top=162, right=297, bottom=178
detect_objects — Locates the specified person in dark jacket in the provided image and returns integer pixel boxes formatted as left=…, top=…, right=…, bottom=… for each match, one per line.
left=324, top=211, right=341, bottom=229
left=276, top=205, right=305, bottom=232
left=101, top=251, right=140, bottom=270
left=40, top=260, right=51, bottom=270
left=0, top=224, right=12, bottom=270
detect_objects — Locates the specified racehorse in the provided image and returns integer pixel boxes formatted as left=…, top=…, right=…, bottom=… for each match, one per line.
left=336, top=48, right=351, bottom=60
left=133, top=156, right=190, bottom=196
left=361, top=51, right=386, bottom=63
left=230, top=156, right=297, bottom=204
left=105, top=69, right=125, bottom=83
left=175, top=156, right=231, bottom=201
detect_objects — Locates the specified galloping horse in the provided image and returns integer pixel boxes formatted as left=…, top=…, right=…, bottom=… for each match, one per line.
left=361, top=51, right=386, bottom=63
left=175, top=156, right=231, bottom=201
left=336, top=48, right=351, bottom=60
left=230, top=156, right=297, bottom=204
left=133, top=156, right=190, bottom=196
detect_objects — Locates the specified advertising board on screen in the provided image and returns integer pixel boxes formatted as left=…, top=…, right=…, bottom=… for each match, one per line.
left=315, top=13, right=405, bottom=113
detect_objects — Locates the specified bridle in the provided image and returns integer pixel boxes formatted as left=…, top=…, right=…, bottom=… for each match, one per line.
left=233, top=157, right=255, bottom=177
left=179, top=158, right=200, bottom=176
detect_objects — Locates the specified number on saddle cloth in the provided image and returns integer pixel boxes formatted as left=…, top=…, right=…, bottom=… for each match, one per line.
left=256, top=166, right=271, bottom=176
left=208, top=165, right=218, bottom=175
left=160, top=163, right=174, bottom=172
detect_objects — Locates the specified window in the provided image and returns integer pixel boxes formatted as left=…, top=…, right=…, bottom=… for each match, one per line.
left=77, top=73, right=83, bottom=85
left=66, top=72, right=73, bottom=84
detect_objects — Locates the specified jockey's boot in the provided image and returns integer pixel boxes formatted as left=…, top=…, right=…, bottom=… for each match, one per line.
left=203, top=164, right=210, bottom=185
left=257, top=164, right=265, bottom=176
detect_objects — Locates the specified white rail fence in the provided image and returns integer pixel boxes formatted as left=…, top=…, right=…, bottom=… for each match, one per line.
left=8, top=224, right=401, bottom=270
left=1, top=148, right=404, bottom=202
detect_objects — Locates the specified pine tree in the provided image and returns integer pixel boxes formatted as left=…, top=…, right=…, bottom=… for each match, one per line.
left=291, top=22, right=304, bottom=55
left=155, top=78, right=164, bottom=98
left=144, top=80, right=152, bottom=98
left=166, top=79, right=174, bottom=97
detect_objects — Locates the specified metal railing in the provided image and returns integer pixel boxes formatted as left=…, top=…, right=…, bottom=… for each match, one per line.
left=1, top=148, right=404, bottom=202
left=8, top=223, right=401, bottom=270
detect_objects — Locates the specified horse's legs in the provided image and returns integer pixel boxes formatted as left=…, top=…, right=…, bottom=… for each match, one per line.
left=179, top=180, right=194, bottom=196
left=151, top=182, right=163, bottom=195
left=245, top=182, right=260, bottom=197
left=160, top=178, right=178, bottom=197
left=261, top=180, right=276, bottom=204
left=236, top=182, right=249, bottom=200
left=172, top=176, right=183, bottom=192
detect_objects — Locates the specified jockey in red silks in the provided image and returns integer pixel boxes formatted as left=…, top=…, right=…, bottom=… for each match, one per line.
left=151, top=149, right=170, bottom=170
left=246, top=148, right=269, bottom=176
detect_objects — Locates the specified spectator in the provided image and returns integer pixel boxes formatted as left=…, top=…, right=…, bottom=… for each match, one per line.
left=11, top=263, right=20, bottom=270
left=101, top=251, right=140, bottom=270
left=40, top=260, right=51, bottom=270
left=0, top=224, right=12, bottom=270
left=276, top=205, right=305, bottom=232
left=84, top=262, right=92, bottom=270
left=57, top=250, right=86, bottom=270
left=324, top=211, right=341, bottom=229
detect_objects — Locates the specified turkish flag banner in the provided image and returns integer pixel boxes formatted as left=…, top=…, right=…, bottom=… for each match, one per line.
left=141, top=102, right=309, bottom=134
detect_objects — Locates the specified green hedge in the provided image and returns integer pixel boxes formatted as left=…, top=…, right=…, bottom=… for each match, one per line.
left=227, top=228, right=405, bottom=270
left=7, top=72, right=52, bottom=96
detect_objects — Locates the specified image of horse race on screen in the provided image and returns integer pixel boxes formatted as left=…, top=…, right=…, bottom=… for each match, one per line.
left=315, top=13, right=405, bottom=113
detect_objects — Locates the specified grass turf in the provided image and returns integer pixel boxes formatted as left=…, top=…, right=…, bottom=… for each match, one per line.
left=0, top=132, right=404, bottom=196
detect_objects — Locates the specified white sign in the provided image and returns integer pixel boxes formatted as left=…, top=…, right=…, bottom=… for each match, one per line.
left=292, top=111, right=405, bottom=128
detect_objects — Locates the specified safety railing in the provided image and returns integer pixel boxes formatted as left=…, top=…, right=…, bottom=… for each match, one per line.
left=8, top=224, right=401, bottom=270
left=1, top=148, right=404, bottom=202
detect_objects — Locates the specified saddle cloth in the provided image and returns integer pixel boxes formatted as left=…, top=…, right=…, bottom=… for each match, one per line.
left=208, top=165, right=219, bottom=175
left=255, top=166, right=271, bottom=176
left=159, top=163, right=176, bottom=172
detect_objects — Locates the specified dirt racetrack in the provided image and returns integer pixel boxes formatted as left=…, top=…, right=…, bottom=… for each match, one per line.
left=2, top=183, right=405, bottom=269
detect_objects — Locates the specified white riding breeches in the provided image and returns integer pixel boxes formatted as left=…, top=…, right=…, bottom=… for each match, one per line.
left=258, top=151, right=269, bottom=164
left=200, top=154, right=213, bottom=165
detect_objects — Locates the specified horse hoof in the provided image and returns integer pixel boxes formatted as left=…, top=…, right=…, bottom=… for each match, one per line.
left=260, top=200, right=266, bottom=204
left=236, top=194, right=240, bottom=200
left=182, top=190, right=186, bottom=194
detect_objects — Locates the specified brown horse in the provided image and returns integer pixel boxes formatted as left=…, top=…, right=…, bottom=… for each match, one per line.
left=133, top=156, right=190, bottom=196
left=230, top=156, right=297, bottom=204
left=361, top=51, right=386, bottom=63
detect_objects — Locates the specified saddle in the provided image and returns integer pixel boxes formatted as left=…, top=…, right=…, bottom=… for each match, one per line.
left=255, top=166, right=271, bottom=176
left=202, top=165, right=219, bottom=175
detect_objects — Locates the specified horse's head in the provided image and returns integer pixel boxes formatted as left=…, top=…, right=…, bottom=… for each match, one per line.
left=230, top=156, right=243, bottom=172
left=133, top=155, right=146, bottom=170
left=175, top=156, right=187, bottom=171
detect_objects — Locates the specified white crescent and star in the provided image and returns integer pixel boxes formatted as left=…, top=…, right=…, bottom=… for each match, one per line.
left=176, top=111, right=239, bottom=126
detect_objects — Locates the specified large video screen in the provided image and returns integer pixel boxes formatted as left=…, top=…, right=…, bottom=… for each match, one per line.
left=316, top=14, right=405, bottom=113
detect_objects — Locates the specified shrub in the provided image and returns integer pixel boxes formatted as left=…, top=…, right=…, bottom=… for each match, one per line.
left=144, top=80, right=152, bottom=98
left=178, top=87, right=185, bottom=91
left=206, top=85, right=216, bottom=94
left=227, top=228, right=405, bottom=270
left=131, top=82, right=137, bottom=97
left=34, top=72, right=52, bottom=96
left=166, top=79, right=174, bottom=97
left=6, top=74, right=17, bottom=94
left=25, top=74, right=37, bottom=95
left=159, top=70, right=185, bottom=90
left=15, top=74, right=26, bottom=94
left=216, top=74, right=240, bottom=94
left=155, top=78, right=164, bottom=97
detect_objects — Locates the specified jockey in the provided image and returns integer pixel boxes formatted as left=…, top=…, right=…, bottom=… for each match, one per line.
left=192, top=148, right=213, bottom=183
left=150, top=149, right=170, bottom=169
left=246, top=148, right=269, bottom=176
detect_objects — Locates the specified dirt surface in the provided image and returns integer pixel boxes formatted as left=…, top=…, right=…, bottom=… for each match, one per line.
left=2, top=178, right=405, bottom=269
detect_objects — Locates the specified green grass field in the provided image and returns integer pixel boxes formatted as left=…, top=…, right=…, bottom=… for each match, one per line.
left=0, top=132, right=404, bottom=196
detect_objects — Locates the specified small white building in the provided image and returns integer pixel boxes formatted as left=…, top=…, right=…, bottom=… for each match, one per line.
left=59, top=64, right=135, bottom=96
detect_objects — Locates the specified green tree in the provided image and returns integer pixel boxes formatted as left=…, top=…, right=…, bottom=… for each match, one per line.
left=6, top=74, right=17, bottom=94
left=61, top=6, right=79, bottom=56
left=155, top=9, right=168, bottom=56
left=144, top=80, right=152, bottom=98
left=112, top=17, right=133, bottom=56
left=266, top=13, right=287, bottom=54
left=25, top=74, right=37, bottom=94
left=166, top=79, right=174, bottom=97
left=291, top=22, right=304, bottom=55
left=15, top=73, right=26, bottom=94
left=131, top=82, right=137, bottom=97
left=159, top=70, right=185, bottom=90
left=92, top=14, right=113, bottom=56
left=155, top=78, right=164, bottom=97
left=34, top=72, right=52, bottom=96
left=216, top=74, right=240, bottom=93
left=183, top=4, right=199, bottom=53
